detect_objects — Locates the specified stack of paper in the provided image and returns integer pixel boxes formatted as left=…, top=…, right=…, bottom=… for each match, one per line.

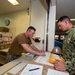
left=47, top=68, right=69, bottom=75
left=35, top=52, right=53, bottom=66
left=20, top=64, right=43, bottom=75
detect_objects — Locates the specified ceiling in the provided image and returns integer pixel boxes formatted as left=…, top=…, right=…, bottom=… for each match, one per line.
left=0, top=0, right=30, bottom=15
left=56, top=0, right=75, bottom=20
left=0, top=0, right=75, bottom=21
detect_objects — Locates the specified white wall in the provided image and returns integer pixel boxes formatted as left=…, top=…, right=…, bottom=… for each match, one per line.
left=30, top=0, right=56, bottom=51
left=47, top=0, right=56, bottom=51
left=30, top=0, right=47, bottom=50
left=0, top=9, right=30, bottom=39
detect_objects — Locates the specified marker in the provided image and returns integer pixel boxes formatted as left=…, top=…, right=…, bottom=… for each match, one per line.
left=29, top=68, right=40, bottom=71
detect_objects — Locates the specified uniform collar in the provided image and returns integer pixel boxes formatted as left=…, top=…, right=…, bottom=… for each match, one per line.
left=65, top=25, right=75, bottom=34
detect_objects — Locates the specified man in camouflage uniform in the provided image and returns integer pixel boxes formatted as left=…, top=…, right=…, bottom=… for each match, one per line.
left=54, top=16, right=75, bottom=75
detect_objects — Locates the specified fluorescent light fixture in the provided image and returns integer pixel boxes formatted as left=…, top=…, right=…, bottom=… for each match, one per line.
left=70, top=19, right=75, bottom=21
left=56, top=18, right=75, bottom=22
left=8, top=0, right=19, bottom=5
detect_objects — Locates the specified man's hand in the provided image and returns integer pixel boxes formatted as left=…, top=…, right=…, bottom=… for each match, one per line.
left=54, top=60, right=66, bottom=71
left=21, top=44, right=46, bottom=56
left=38, top=50, right=45, bottom=53
left=38, top=51, right=46, bottom=56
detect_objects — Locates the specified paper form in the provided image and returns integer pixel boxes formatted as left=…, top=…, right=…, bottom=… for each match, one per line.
left=47, top=68, right=69, bottom=75
left=35, top=52, right=53, bottom=66
left=20, top=64, right=43, bottom=75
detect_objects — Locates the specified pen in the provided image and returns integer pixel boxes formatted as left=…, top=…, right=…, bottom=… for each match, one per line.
left=29, top=68, right=40, bottom=71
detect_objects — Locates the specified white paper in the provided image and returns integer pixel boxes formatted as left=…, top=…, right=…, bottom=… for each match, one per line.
left=35, top=52, right=53, bottom=66
left=47, top=68, right=69, bottom=75
left=20, top=64, right=43, bottom=75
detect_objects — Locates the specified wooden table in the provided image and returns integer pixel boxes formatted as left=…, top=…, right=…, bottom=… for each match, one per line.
left=2, top=52, right=69, bottom=75
left=17, top=56, right=54, bottom=75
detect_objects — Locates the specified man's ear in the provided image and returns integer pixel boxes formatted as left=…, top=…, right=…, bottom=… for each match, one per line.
left=64, top=21, right=69, bottom=27
left=65, top=21, right=68, bottom=25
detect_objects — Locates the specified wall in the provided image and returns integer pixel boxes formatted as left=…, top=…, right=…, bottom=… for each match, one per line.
left=0, top=4, right=47, bottom=50
left=30, top=0, right=47, bottom=50
left=0, top=9, right=30, bottom=39
left=48, top=0, right=56, bottom=51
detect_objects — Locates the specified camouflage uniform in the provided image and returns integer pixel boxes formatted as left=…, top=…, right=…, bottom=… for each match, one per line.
left=62, top=25, right=75, bottom=75
left=7, top=51, right=21, bottom=62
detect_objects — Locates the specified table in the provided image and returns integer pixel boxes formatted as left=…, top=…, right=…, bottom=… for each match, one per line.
left=17, top=54, right=54, bottom=75
left=2, top=52, right=69, bottom=75
left=17, top=52, right=69, bottom=75
left=0, top=54, right=33, bottom=75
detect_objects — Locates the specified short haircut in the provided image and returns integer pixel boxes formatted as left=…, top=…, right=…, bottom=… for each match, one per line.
left=57, top=16, right=71, bottom=23
left=27, top=26, right=36, bottom=31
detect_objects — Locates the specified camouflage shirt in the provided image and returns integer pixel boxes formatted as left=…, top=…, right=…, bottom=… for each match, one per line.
left=62, top=25, right=75, bottom=75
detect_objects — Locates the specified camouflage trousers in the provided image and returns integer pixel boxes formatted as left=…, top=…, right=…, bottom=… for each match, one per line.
left=6, top=51, right=21, bottom=62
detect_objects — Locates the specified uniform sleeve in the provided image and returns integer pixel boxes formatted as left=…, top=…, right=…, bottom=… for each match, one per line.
left=64, top=32, right=75, bottom=75
left=65, top=59, right=75, bottom=75
left=72, top=33, right=75, bottom=45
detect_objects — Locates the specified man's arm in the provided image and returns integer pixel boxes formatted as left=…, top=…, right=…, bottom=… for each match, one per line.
left=54, top=59, right=75, bottom=74
left=30, top=44, right=45, bottom=53
left=21, top=44, right=45, bottom=56
left=30, top=44, right=39, bottom=51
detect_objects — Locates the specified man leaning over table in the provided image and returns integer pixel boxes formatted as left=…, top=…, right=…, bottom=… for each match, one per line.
left=54, top=16, right=75, bottom=75
left=7, top=26, right=45, bottom=62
